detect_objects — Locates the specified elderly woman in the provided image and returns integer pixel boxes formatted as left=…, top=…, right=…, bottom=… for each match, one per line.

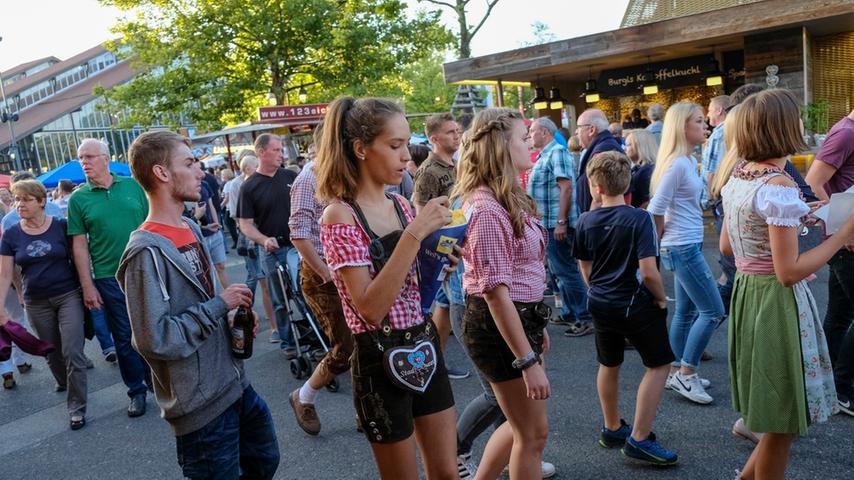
left=0, top=179, right=88, bottom=430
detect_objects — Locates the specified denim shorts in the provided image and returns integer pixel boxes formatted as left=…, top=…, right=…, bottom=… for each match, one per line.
left=204, top=232, right=227, bottom=265
left=461, top=295, right=548, bottom=383
left=351, top=320, right=454, bottom=444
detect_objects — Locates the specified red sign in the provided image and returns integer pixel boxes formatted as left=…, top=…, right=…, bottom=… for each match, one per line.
left=258, top=104, right=328, bottom=124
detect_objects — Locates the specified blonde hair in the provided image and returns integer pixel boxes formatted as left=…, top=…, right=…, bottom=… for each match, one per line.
left=315, top=96, right=404, bottom=202
left=624, top=129, right=657, bottom=166
left=650, top=102, right=702, bottom=193
left=450, top=108, right=538, bottom=237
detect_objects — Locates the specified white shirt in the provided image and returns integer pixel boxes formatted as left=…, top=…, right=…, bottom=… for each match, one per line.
left=647, top=155, right=704, bottom=247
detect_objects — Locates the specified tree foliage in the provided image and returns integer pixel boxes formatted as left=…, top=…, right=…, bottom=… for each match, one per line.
left=99, top=0, right=452, bottom=129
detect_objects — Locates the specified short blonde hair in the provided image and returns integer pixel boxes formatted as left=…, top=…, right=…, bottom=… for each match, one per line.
left=11, top=179, right=47, bottom=206
left=586, top=151, right=632, bottom=196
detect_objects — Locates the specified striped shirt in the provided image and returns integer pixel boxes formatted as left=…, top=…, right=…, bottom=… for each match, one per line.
left=527, top=140, right=578, bottom=228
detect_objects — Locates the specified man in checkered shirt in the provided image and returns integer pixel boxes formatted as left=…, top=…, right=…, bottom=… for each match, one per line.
left=527, top=117, right=593, bottom=337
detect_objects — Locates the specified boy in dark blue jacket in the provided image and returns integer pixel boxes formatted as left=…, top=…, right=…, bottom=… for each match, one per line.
left=574, top=151, right=677, bottom=466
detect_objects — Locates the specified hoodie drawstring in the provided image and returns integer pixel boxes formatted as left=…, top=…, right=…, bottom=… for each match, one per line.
left=147, top=247, right=171, bottom=301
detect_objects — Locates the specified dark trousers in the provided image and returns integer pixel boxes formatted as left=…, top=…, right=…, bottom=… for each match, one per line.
left=94, top=277, right=150, bottom=398
left=176, top=385, right=280, bottom=480
left=824, top=250, right=854, bottom=397
left=223, top=210, right=239, bottom=247
left=713, top=200, right=736, bottom=314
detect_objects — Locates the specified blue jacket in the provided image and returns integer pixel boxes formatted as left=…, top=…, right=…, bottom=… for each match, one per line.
left=576, top=131, right=624, bottom=214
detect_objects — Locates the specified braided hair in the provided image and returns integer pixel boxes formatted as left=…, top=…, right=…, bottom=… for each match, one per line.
left=452, top=108, right=540, bottom=237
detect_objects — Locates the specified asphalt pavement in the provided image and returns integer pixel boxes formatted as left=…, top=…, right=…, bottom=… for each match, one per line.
left=1, top=226, right=852, bottom=480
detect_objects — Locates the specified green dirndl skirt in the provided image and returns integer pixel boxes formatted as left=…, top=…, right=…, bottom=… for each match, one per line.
left=728, top=273, right=837, bottom=436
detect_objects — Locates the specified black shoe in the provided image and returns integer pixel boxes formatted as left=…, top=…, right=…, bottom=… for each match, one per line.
left=55, top=384, right=67, bottom=392
left=128, top=394, right=147, bottom=417
left=70, top=416, right=86, bottom=431
left=446, top=366, right=470, bottom=379
left=550, top=314, right=574, bottom=326
left=104, top=352, right=117, bottom=363
left=839, top=393, right=854, bottom=417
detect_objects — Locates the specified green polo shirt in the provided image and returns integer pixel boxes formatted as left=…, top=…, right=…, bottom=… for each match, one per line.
left=67, top=174, right=149, bottom=279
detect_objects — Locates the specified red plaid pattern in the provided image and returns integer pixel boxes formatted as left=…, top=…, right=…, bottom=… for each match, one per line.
left=321, top=196, right=423, bottom=334
left=462, top=188, right=547, bottom=302
left=288, top=163, right=325, bottom=258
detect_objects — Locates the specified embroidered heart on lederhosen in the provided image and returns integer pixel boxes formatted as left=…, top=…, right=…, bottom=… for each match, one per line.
left=383, top=340, right=438, bottom=394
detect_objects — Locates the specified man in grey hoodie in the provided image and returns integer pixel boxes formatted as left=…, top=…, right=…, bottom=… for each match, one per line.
left=117, top=131, right=280, bottom=479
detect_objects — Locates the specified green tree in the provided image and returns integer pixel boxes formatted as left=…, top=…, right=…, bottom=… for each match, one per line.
left=99, top=0, right=452, bottom=129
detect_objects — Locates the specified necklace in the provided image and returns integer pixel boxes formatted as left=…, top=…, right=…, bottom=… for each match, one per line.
left=23, top=214, right=47, bottom=230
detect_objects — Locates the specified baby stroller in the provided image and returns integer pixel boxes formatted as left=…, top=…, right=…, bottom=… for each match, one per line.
left=273, top=253, right=339, bottom=392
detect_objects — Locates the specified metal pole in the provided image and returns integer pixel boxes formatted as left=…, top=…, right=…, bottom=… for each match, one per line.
left=0, top=41, right=22, bottom=171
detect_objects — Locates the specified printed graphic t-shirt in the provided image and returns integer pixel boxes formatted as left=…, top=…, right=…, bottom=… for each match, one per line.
left=139, top=221, right=214, bottom=297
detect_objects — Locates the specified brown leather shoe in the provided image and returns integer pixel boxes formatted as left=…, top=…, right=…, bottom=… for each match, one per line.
left=289, top=389, right=321, bottom=435
left=3, top=373, right=15, bottom=390
left=16, top=363, right=32, bottom=374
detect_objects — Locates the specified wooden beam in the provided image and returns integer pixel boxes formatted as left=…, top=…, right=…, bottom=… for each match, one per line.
left=443, top=0, right=854, bottom=83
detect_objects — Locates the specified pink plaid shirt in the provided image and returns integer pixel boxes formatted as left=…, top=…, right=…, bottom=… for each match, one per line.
left=462, top=187, right=547, bottom=302
left=321, top=195, right=423, bottom=334
left=288, top=163, right=326, bottom=259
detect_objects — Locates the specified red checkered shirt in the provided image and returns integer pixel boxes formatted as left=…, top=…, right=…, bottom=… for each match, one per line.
left=288, top=162, right=325, bottom=259
left=462, top=187, right=547, bottom=302
left=321, top=194, right=423, bottom=334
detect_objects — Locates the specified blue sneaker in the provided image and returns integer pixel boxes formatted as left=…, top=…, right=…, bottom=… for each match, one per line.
left=621, top=433, right=678, bottom=466
left=599, top=418, right=632, bottom=448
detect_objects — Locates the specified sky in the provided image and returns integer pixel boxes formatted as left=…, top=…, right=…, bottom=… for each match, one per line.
left=0, top=0, right=630, bottom=72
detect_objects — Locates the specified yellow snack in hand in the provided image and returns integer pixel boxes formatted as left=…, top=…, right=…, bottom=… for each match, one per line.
left=447, top=209, right=467, bottom=227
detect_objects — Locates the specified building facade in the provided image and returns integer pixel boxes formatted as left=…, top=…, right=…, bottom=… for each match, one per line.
left=0, top=44, right=144, bottom=173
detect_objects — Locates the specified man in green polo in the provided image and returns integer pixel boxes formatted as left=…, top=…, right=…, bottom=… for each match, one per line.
left=68, top=138, right=151, bottom=417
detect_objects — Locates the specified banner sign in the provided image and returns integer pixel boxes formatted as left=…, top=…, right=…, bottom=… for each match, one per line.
left=258, top=104, right=328, bottom=124
left=598, top=55, right=711, bottom=96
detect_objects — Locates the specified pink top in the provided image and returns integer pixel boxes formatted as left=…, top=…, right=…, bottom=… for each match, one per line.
left=320, top=194, right=422, bottom=334
left=288, top=162, right=326, bottom=259
left=462, top=187, right=547, bottom=302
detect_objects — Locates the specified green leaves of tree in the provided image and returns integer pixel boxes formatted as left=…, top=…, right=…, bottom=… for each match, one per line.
left=99, top=0, right=452, bottom=129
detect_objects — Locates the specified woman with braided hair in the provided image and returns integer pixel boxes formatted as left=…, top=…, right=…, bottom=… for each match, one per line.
left=452, top=108, right=551, bottom=479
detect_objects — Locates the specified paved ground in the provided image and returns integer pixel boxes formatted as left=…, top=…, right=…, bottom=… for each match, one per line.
left=1, top=226, right=852, bottom=479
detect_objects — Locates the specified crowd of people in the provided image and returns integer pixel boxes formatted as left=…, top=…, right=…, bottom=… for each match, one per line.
left=0, top=81, right=852, bottom=480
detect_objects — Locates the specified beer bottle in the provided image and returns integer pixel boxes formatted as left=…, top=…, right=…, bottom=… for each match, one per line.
left=231, top=306, right=254, bottom=359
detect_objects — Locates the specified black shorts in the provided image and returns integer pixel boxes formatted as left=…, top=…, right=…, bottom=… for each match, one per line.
left=351, top=320, right=454, bottom=444
left=460, top=295, right=549, bottom=383
left=588, top=300, right=674, bottom=368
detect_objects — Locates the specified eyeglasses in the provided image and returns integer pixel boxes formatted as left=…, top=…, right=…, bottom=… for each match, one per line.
left=576, top=124, right=593, bottom=128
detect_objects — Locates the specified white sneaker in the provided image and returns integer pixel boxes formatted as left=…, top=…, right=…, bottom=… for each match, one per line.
left=501, top=460, right=555, bottom=478
left=541, top=461, right=556, bottom=478
left=457, top=453, right=477, bottom=480
left=670, top=372, right=713, bottom=404
left=666, top=373, right=710, bottom=390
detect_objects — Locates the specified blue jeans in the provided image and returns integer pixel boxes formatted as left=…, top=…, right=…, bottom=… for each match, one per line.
left=89, top=307, right=116, bottom=355
left=176, top=385, right=280, bottom=480
left=243, top=246, right=266, bottom=296
left=712, top=200, right=736, bottom=314
left=546, top=228, right=591, bottom=324
left=262, top=247, right=296, bottom=349
left=659, top=243, right=726, bottom=369
left=94, top=277, right=150, bottom=397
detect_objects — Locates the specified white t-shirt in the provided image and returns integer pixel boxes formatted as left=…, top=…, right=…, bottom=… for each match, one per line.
left=647, top=155, right=704, bottom=246
left=223, top=176, right=244, bottom=215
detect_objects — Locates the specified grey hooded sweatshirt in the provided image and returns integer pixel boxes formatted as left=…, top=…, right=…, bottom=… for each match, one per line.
left=116, top=220, right=248, bottom=436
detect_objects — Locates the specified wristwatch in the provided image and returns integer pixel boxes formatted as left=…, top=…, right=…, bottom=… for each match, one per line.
left=556, top=219, right=567, bottom=225
left=512, top=351, right=541, bottom=370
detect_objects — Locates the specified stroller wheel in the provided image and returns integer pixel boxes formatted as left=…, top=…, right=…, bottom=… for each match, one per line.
left=298, top=355, right=312, bottom=378
left=326, top=378, right=339, bottom=393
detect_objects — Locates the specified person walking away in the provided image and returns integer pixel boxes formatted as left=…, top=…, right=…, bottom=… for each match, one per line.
left=575, top=151, right=677, bottom=465
left=118, top=131, right=279, bottom=479
left=287, top=159, right=355, bottom=436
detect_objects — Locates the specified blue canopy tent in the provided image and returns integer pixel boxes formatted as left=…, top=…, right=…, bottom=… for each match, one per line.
left=37, top=161, right=131, bottom=188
